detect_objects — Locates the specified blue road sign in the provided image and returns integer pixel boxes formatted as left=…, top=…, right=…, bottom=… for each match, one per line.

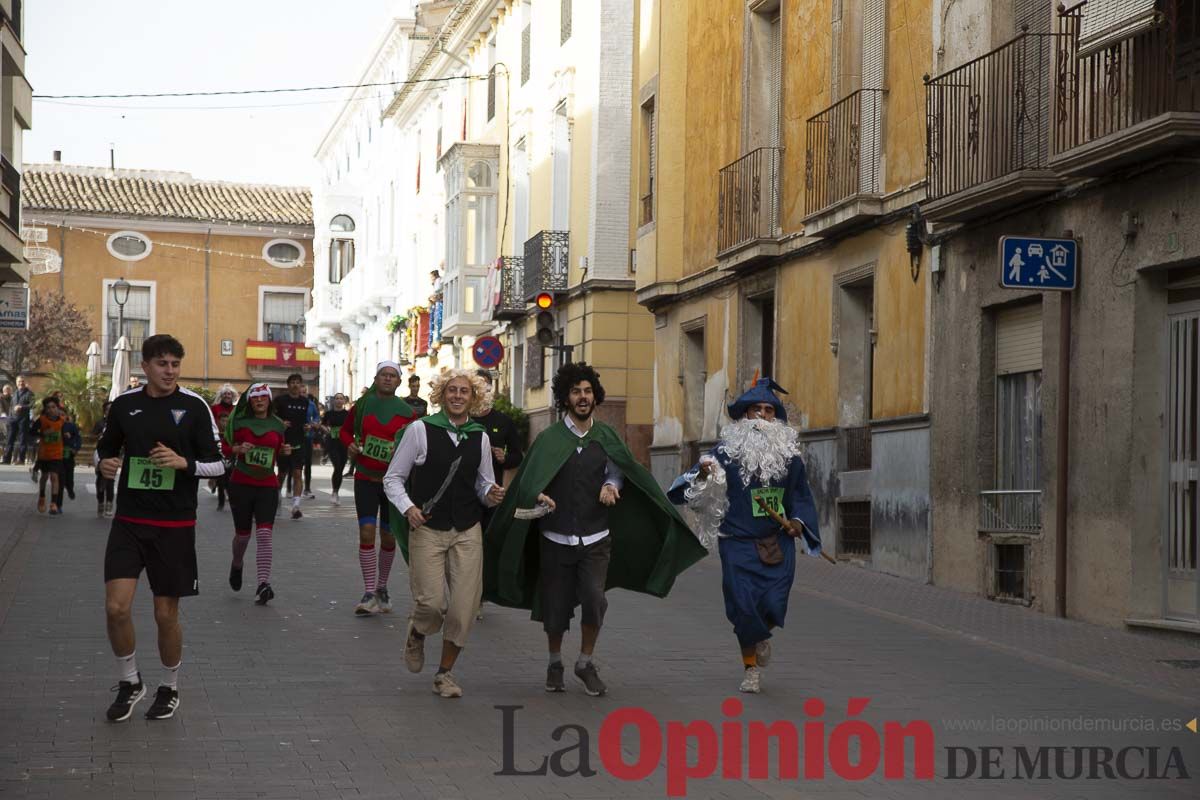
left=999, top=236, right=1078, bottom=291
left=472, top=335, right=505, bottom=368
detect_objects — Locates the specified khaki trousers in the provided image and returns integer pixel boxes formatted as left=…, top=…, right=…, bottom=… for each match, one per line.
left=408, top=523, right=483, bottom=648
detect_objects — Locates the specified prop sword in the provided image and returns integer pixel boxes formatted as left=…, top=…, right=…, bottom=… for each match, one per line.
left=421, top=456, right=463, bottom=516
left=754, top=496, right=838, bottom=565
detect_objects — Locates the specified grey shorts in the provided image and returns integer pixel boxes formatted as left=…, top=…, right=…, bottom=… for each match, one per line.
left=539, top=535, right=612, bottom=636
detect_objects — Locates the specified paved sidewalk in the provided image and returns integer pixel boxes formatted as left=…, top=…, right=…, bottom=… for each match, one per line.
left=0, top=464, right=1198, bottom=799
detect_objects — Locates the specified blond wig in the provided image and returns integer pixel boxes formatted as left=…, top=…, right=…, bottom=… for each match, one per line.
left=429, top=368, right=492, bottom=417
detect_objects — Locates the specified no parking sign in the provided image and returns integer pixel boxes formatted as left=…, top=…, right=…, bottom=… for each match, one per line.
left=472, top=336, right=505, bottom=368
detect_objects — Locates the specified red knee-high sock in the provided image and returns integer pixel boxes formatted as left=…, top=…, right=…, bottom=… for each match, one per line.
left=359, top=544, right=377, bottom=593
left=232, top=530, right=251, bottom=567
left=378, top=544, right=396, bottom=590
left=255, top=526, right=273, bottom=584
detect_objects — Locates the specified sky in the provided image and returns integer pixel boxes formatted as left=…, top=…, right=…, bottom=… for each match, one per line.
left=25, top=0, right=407, bottom=186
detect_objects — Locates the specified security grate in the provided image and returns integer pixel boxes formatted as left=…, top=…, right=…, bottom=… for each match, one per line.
left=994, top=543, right=1026, bottom=600
left=838, top=501, right=871, bottom=557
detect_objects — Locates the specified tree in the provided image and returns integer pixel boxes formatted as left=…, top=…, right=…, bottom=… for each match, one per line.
left=47, top=363, right=109, bottom=433
left=0, top=291, right=92, bottom=386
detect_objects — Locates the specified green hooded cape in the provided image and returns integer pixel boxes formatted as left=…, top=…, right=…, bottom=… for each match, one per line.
left=224, top=385, right=286, bottom=481
left=386, top=411, right=487, bottom=563
left=482, top=419, right=708, bottom=618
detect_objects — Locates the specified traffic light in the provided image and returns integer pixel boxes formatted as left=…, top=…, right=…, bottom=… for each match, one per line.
left=535, top=292, right=553, bottom=309
left=535, top=310, right=557, bottom=346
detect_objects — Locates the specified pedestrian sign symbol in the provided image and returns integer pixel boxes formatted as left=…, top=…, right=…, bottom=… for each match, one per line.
left=999, top=236, right=1078, bottom=291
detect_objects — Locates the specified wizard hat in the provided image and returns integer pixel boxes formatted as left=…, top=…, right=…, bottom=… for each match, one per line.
left=727, top=377, right=789, bottom=422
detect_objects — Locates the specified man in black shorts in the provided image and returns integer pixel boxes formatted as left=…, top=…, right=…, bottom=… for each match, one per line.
left=274, top=373, right=311, bottom=520
left=98, top=334, right=225, bottom=722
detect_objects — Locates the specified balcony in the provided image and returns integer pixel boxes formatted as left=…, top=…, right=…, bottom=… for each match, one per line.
left=312, top=283, right=343, bottom=329
left=924, top=31, right=1065, bottom=222
left=717, top=147, right=782, bottom=260
left=523, top=230, right=569, bottom=301
left=1051, top=0, right=1200, bottom=176
left=494, top=256, right=526, bottom=320
left=979, top=489, right=1042, bottom=533
left=803, top=89, right=885, bottom=235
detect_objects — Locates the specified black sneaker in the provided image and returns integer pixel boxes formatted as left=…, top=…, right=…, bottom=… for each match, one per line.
left=255, top=582, right=275, bottom=606
left=291, top=507, right=302, bottom=519
left=105, top=676, right=145, bottom=722
left=67, top=487, right=76, bottom=500
left=144, top=686, right=179, bottom=720
left=574, top=662, right=607, bottom=697
left=545, top=662, right=565, bottom=693
left=229, top=564, right=243, bottom=592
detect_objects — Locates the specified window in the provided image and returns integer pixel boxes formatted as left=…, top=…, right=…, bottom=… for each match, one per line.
left=835, top=272, right=875, bottom=427
left=521, top=24, right=531, bottom=85
left=512, top=138, right=529, bottom=251
left=682, top=325, right=705, bottom=444
left=744, top=3, right=783, bottom=151
left=104, top=281, right=152, bottom=363
left=640, top=98, right=656, bottom=225
left=995, top=303, right=1043, bottom=491
left=487, top=38, right=497, bottom=121
left=436, top=104, right=444, bottom=161
left=262, top=291, right=306, bottom=343
left=263, top=239, right=305, bottom=268
left=329, top=238, right=355, bottom=283
left=993, top=543, right=1027, bottom=601
left=838, top=500, right=871, bottom=558
left=561, top=0, right=572, bottom=43
left=552, top=103, right=571, bottom=230
left=106, top=231, right=151, bottom=262
left=330, top=214, right=355, bottom=232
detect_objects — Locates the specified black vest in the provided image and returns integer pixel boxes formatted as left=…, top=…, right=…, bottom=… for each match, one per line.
left=407, top=427, right=484, bottom=531
left=541, top=439, right=610, bottom=538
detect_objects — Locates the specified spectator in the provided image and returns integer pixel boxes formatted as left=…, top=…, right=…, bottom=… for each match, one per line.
left=3, top=376, right=35, bottom=465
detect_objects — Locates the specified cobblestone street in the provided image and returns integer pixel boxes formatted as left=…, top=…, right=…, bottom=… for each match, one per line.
left=1, top=464, right=1199, bottom=799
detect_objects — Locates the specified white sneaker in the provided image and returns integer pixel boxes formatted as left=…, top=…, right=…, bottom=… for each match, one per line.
left=405, top=625, right=425, bottom=673
left=755, top=640, right=772, bottom=668
left=376, top=587, right=392, bottom=613
left=433, top=672, right=463, bottom=698
left=739, top=666, right=762, bottom=694
left=330, top=493, right=340, bottom=507
left=354, top=592, right=379, bottom=616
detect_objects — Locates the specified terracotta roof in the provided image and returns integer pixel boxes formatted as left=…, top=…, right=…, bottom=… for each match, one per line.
left=21, top=164, right=313, bottom=227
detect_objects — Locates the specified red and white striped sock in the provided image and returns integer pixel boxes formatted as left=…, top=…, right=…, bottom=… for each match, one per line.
left=378, top=544, right=396, bottom=590
left=231, top=530, right=251, bottom=567
left=359, top=544, right=377, bottom=593
left=255, top=526, right=273, bottom=584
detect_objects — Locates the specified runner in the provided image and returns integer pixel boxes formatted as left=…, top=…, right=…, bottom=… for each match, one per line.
left=484, top=363, right=707, bottom=696
left=30, top=397, right=66, bottom=515
left=340, top=361, right=415, bottom=615
left=383, top=369, right=504, bottom=698
left=302, top=387, right=320, bottom=499
left=224, top=383, right=290, bottom=605
left=273, top=373, right=311, bottom=519
left=667, top=378, right=823, bottom=694
left=97, top=334, right=225, bottom=722
left=61, top=409, right=82, bottom=502
left=404, top=374, right=429, bottom=418
left=321, top=393, right=349, bottom=506
left=93, top=400, right=116, bottom=517
left=209, top=384, right=237, bottom=506
left=211, top=405, right=233, bottom=511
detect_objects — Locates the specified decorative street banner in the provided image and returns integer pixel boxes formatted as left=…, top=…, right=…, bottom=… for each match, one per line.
left=0, top=283, right=29, bottom=330
left=245, top=340, right=320, bottom=368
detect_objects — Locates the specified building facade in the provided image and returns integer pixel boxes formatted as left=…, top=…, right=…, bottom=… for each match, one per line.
left=0, top=0, right=32, bottom=284
left=21, top=163, right=316, bottom=390
left=924, top=0, right=1200, bottom=631
left=634, top=0, right=935, bottom=580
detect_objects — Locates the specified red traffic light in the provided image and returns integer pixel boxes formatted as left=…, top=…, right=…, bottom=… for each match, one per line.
left=535, top=292, right=554, bottom=309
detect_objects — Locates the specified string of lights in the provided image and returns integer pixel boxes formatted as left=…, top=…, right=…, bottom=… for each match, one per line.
left=32, top=73, right=487, bottom=101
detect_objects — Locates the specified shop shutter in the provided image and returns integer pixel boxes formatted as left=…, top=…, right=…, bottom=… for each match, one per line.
left=996, top=303, right=1043, bottom=375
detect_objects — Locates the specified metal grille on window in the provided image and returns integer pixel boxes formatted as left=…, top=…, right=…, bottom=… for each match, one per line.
left=993, top=543, right=1027, bottom=600
left=521, top=25, right=531, bottom=85
left=263, top=292, right=305, bottom=344
left=105, top=286, right=152, bottom=362
left=561, top=0, right=572, bottom=44
left=838, top=500, right=871, bottom=557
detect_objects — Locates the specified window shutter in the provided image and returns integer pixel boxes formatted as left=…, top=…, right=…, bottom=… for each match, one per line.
left=526, top=335, right=545, bottom=388
left=561, top=0, right=572, bottom=44
left=1078, top=0, right=1159, bottom=57
left=648, top=101, right=657, bottom=182
left=263, top=292, right=304, bottom=325
left=996, top=304, right=1043, bottom=375
left=831, top=0, right=843, bottom=99
left=859, top=0, right=886, bottom=192
left=768, top=15, right=782, bottom=148
left=521, top=25, right=531, bottom=85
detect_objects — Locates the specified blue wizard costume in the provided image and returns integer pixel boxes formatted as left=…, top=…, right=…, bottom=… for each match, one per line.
left=668, top=378, right=821, bottom=693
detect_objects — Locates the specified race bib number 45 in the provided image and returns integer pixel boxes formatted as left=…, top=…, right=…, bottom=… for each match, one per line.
left=127, top=457, right=176, bottom=491
left=750, top=487, right=784, bottom=518
left=362, top=434, right=396, bottom=462
left=244, top=446, right=275, bottom=470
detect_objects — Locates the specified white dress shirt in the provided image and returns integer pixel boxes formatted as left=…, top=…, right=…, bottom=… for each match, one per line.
left=382, top=419, right=500, bottom=519
left=541, top=415, right=624, bottom=547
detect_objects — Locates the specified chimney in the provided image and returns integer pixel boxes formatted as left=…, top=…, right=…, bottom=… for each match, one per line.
left=53, top=150, right=62, bottom=163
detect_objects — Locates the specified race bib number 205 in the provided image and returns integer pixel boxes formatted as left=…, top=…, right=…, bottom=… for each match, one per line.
left=362, top=435, right=396, bottom=462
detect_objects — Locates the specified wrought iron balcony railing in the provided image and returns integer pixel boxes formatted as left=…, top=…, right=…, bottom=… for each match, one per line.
left=805, top=89, right=885, bottom=215
left=925, top=30, right=1063, bottom=202
left=0, top=155, right=21, bottom=236
left=717, top=147, right=782, bottom=256
left=979, top=489, right=1042, bottom=533
left=522, top=230, right=569, bottom=301
left=495, top=256, right=526, bottom=319
left=1054, top=0, right=1200, bottom=156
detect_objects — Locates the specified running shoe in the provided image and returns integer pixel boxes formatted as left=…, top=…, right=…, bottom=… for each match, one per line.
left=106, top=676, right=145, bottom=722
left=574, top=662, right=607, bottom=697
left=330, top=493, right=340, bottom=507
left=376, top=586, right=392, bottom=613
left=229, top=564, right=243, bottom=592
left=67, top=487, right=75, bottom=500
left=255, top=582, right=275, bottom=606
left=354, top=592, right=378, bottom=616
left=97, top=503, right=105, bottom=518
left=29, top=464, right=38, bottom=483
left=291, top=507, right=302, bottom=520
left=48, top=504, right=60, bottom=516
left=404, top=625, right=425, bottom=673
left=36, top=496, right=45, bottom=513
left=144, top=686, right=180, bottom=720
left=739, top=666, right=762, bottom=694
left=545, top=662, right=565, bottom=693
left=303, top=491, right=316, bottom=500
left=755, top=640, right=772, bottom=668
left=433, top=672, right=463, bottom=698
left=104, top=501, right=115, bottom=518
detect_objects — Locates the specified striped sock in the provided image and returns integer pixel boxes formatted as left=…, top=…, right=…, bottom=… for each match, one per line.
left=231, top=530, right=251, bottom=567
left=359, top=544, right=377, bottom=593
left=255, top=526, right=273, bottom=584
left=377, top=544, right=396, bottom=590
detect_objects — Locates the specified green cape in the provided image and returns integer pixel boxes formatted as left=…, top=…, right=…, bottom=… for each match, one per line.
left=482, top=419, right=708, bottom=618
left=386, top=412, right=487, bottom=563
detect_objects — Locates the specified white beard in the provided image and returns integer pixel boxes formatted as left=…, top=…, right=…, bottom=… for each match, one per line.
left=717, top=418, right=803, bottom=485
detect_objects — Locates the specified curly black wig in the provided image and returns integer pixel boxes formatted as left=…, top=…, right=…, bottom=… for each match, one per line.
left=552, top=362, right=606, bottom=413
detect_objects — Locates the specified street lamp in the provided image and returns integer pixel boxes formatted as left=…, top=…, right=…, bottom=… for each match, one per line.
left=111, top=278, right=131, bottom=354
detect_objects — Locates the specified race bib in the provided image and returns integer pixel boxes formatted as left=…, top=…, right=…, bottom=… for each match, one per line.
left=362, top=434, right=396, bottom=462
left=329, top=426, right=341, bottom=440
left=244, top=446, right=275, bottom=470
left=127, top=457, right=176, bottom=491
left=750, top=487, right=784, bottom=518
left=42, top=430, right=61, bottom=443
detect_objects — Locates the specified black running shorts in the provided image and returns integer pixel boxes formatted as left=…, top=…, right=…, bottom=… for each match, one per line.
left=227, top=481, right=280, bottom=531
left=103, top=519, right=199, bottom=597
left=353, top=478, right=391, bottom=531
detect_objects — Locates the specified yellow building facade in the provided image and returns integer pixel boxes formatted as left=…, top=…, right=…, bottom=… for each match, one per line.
left=634, top=0, right=934, bottom=579
left=21, top=164, right=315, bottom=392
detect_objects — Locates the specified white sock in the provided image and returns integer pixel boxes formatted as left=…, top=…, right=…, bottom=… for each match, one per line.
left=162, top=661, right=181, bottom=690
left=292, top=496, right=301, bottom=508
left=576, top=653, right=592, bottom=669
left=117, top=652, right=139, bottom=684
left=549, top=651, right=562, bottom=666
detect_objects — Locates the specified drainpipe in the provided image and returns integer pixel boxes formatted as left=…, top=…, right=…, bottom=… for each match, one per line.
left=204, top=227, right=212, bottom=385
left=58, top=216, right=67, bottom=294
left=1055, top=290, right=1072, bottom=618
